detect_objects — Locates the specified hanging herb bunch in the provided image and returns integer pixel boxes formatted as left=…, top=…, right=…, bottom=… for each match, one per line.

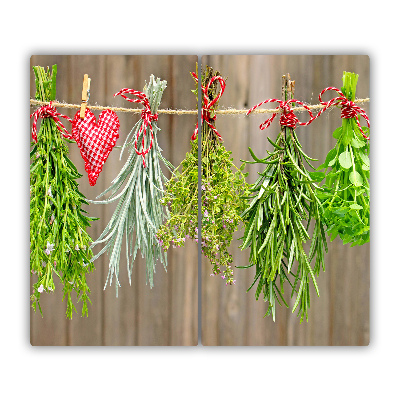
left=241, top=75, right=327, bottom=322
left=90, top=76, right=172, bottom=294
left=155, top=96, right=199, bottom=258
left=316, top=72, right=370, bottom=246
left=200, top=67, right=250, bottom=285
left=30, top=65, right=96, bottom=319
left=157, top=65, right=249, bottom=285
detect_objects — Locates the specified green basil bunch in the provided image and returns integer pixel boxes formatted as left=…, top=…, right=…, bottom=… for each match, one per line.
left=316, top=72, right=370, bottom=246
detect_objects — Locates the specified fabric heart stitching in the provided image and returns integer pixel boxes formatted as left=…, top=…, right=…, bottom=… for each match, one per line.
left=72, top=109, right=120, bottom=186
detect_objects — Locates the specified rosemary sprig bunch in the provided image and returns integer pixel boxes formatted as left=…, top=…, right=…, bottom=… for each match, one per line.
left=316, top=72, right=370, bottom=246
left=90, top=75, right=171, bottom=293
left=30, top=65, right=96, bottom=319
left=240, top=77, right=327, bottom=322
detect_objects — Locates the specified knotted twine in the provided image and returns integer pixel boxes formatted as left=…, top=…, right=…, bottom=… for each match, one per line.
left=30, top=102, right=73, bottom=142
left=246, top=98, right=314, bottom=129
left=114, top=88, right=159, bottom=167
left=191, top=72, right=226, bottom=141
left=247, top=88, right=370, bottom=140
left=313, top=87, right=370, bottom=140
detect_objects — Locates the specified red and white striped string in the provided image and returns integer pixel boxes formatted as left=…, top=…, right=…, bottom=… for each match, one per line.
left=246, top=98, right=314, bottom=130
left=114, top=88, right=159, bottom=167
left=247, top=87, right=370, bottom=140
left=191, top=72, right=226, bottom=141
left=313, top=87, right=370, bottom=140
left=30, top=102, right=73, bottom=143
left=29, top=87, right=370, bottom=144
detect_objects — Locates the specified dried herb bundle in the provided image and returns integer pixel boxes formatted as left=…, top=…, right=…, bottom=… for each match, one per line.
left=201, top=123, right=249, bottom=285
left=199, top=70, right=249, bottom=284
left=240, top=75, right=327, bottom=322
left=158, top=66, right=249, bottom=285
left=156, top=136, right=198, bottom=255
left=90, top=76, right=171, bottom=293
left=155, top=68, right=202, bottom=266
left=30, top=65, right=95, bottom=318
left=316, top=72, right=370, bottom=246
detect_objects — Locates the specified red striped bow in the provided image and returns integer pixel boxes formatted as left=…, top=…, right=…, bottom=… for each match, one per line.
left=114, top=88, right=159, bottom=167
left=30, top=102, right=73, bottom=143
left=246, top=98, right=314, bottom=130
left=314, top=87, right=370, bottom=140
left=191, top=72, right=226, bottom=141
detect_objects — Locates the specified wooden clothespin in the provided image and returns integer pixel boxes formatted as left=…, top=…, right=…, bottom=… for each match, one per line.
left=282, top=73, right=295, bottom=102
left=80, top=74, right=91, bottom=119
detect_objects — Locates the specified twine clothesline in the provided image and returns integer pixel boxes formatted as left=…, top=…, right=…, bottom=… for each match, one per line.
left=29, top=98, right=370, bottom=116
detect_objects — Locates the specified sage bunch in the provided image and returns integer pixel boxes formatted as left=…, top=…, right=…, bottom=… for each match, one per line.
left=90, top=76, right=171, bottom=293
left=30, top=65, right=95, bottom=319
left=316, top=72, right=370, bottom=246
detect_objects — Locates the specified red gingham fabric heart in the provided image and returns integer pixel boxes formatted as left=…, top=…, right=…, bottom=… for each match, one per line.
left=72, top=109, right=120, bottom=186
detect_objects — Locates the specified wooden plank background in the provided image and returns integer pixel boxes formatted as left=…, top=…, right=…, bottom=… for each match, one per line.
left=201, top=55, right=370, bottom=346
left=30, top=55, right=198, bottom=346
left=30, top=55, right=370, bottom=346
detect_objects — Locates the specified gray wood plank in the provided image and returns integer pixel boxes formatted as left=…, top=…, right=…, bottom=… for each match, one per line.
left=200, top=55, right=370, bottom=346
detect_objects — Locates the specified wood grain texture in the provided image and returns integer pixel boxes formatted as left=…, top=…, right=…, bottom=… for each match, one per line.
left=30, top=55, right=370, bottom=346
left=201, top=55, right=370, bottom=346
left=30, top=55, right=198, bottom=346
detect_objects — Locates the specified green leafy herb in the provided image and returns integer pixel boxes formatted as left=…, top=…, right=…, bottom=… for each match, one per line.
left=240, top=76, right=327, bottom=322
left=316, top=72, right=370, bottom=246
left=200, top=126, right=250, bottom=284
left=157, top=66, right=249, bottom=285
left=199, top=66, right=250, bottom=285
left=30, top=65, right=96, bottom=319
left=156, top=137, right=198, bottom=255
left=90, top=76, right=171, bottom=294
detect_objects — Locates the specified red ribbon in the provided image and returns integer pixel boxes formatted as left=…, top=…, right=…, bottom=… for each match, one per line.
left=246, top=98, right=314, bottom=130
left=30, top=102, right=73, bottom=143
left=191, top=72, right=226, bottom=141
left=114, top=88, right=159, bottom=167
left=314, top=87, right=370, bottom=140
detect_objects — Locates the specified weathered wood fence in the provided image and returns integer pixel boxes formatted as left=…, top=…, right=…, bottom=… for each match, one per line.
left=30, top=55, right=199, bottom=345
left=30, top=55, right=369, bottom=346
left=201, top=55, right=369, bottom=346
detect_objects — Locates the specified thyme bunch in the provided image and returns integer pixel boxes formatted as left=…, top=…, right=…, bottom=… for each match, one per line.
left=316, top=72, right=370, bottom=246
left=201, top=122, right=249, bottom=284
left=90, top=76, right=171, bottom=293
left=158, top=66, right=249, bottom=285
left=156, top=137, right=198, bottom=253
left=30, top=65, right=96, bottom=319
